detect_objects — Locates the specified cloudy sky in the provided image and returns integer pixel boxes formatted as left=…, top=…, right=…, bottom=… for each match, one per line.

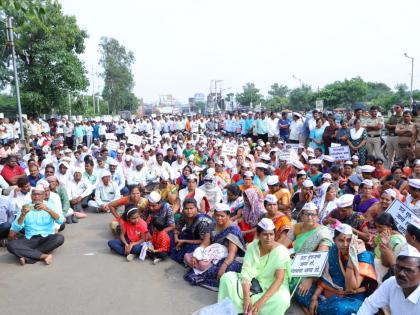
left=60, top=0, right=419, bottom=103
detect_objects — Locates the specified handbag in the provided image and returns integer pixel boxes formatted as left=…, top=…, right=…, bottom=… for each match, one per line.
left=250, top=278, right=263, bottom=295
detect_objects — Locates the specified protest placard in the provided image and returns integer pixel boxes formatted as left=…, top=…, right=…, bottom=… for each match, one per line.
left=106, top=140, right=119, bottom=151
left=127, top=133, right=142, bottom=146
left=105, top=133, right=116, bottom=140
left=386, top=199, right=419, bottom=234
left=291, top=251, right=329, bottom=278
left=285, top=143, right=300, bottom=151
left=222, top=143, right=238, bottom=157
left=329, top=145, right=350, bottom=161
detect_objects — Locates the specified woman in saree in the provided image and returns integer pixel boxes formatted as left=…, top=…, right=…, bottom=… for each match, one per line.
left=225, top=184, right=244, bottom=220
left=307, top=159, right=323, bottom=187
left=364, top=189, right=396, bottom=229
left=354, top=180, right=379, bottom=214
left=178, top=174, right=207, bottom=213
left=314, top=183, right=338, bottom=224
left=282, top=202, right=333, bottom=297
left=218, top=218, right=292, bottom=315
left=183, top=203, right=246, bottom=289
left=108, top=186, right=148, bottom=236
left=347, top=118, right=368, bottom=166
left=372, top=212, right=406, bottom=284
left=176, top=165, right=193, bottom=191
left=171, top=198, right=215, bottom=264
left=236, top=187, right=266, bottom=243
left=295, top=224, right=377, bottom=315
left=263, top=194, right=291, bottom=243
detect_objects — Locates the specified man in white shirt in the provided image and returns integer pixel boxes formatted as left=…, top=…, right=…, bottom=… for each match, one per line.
left=357, top=244, right=420, bottom=315
left=67, top=167, right=93, bottom=212
left=8, top=177, right=32, bottom=214
left=171, top=154, right=186, bottom=180
left=289, top=112, right=304, bottom=144
left=88, top=170, right=120, bottom=213
left=266, top=112, right=279, bottom=144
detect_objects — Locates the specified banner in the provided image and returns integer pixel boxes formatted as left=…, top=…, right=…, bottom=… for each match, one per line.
left=127, top=133, right=142, bottom=146
left=291, top=251, right=329, bottom=278
left=386, top=199, right=419, bottom=234
left=222, top=143, right=238, bottom=157
left=329, top=145, right=350, bottom=161
left=105, top=133, right=116, bottom=140
left=106, top=140, right=119, bottom=151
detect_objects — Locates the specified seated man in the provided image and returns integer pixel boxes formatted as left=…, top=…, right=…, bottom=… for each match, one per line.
left=27, top=164, right=44, bottom=187
left=67, top=167, right=93, bottom=213
left=1, top=155, right=26, bottom=185
left=47, top=175, right=78, bottom=224
left=108, top=160, right=127, bottom=195
left=88, top=170, right=121, bottom=213
left=0, top=195, right=13, bottom=245
left=8, top=177, right=32, bottom=215
left=7, top=185, right=65, bottom=265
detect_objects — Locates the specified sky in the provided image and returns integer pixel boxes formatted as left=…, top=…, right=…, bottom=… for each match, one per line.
left=59, top=0, right=419, bottom=104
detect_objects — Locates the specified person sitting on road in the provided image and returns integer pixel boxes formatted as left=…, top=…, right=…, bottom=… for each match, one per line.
left=8, top=177, right=32, bottom=215
left=147, top=217, right=171, bottom=265
left=47, top=175, right=80, bottom=224
left=6, top=185, right=65, bottom=265
left=107, top=204, right=148, bottom=261
left=88, top=170, right=121, bottom=213
left=67, top=167, right=93, bottom=214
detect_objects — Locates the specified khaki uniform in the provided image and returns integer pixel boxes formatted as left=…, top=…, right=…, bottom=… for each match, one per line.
left=386, top=114, right=403, bottom=163
left=415, top=118, right=420, bottom=158
left=365, top=116, right=385, bottom=160
left=396, top=121, right=415, bottom=162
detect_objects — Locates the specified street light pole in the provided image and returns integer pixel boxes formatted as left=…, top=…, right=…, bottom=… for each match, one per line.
left=404, top=53, right=414, bottom=105
left=6, top=17, right=25, bottom=143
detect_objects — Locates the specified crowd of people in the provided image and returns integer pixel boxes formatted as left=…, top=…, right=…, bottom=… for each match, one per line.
left=0, top=105, right=419, bottom=315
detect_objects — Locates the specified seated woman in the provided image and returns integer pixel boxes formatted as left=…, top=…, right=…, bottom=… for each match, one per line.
left=236, top=187, right=266, bottom=243
left=263, top=194, right=291, bottom=243
left=295, top=224, right=377, bottom=315
left=184, top=203, right=246, bottom=289
left=324, top=194, right=370, bottom=243
left=176, top=165, right=193, bottom=191
left=373, top=212, right=406, bottom=284
left=225, top=184, right=244, bottom=219
left=364, top=189, right=396, bottom=229
left=314, top=183, right=338, bottom=224
left=354, top=180, right=379, bottom=214
left=218, top=218, right=291, bottom=315
left=107, top=205, right=148, bottom=261
left=108, top=186, right=148, bottom=236
left=199, top=174, right=223, bottom=215
left=156, top=172, right=179, bottom=213
left=178, top=174, right=207, bottom=213
left=282, top=202, right=333, bottom=297
left=171, top=198, right=214, bottom=264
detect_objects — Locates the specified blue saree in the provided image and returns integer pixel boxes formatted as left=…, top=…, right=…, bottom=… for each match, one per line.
left=295, top=245, right=377, bottom=315
left=184, top=224, right=246, bottom=288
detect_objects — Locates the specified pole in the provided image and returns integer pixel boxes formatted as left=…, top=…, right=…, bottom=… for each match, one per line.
left=410, top=57, right=414, bottom=105
left=6, top=17, right=25, bottom=144
left=92, top=65, right=95, bottom=115
left=68, top=92, right=72, bottom=116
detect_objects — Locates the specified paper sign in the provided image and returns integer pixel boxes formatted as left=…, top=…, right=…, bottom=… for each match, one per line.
left=105, top=133, right=116, bottom=140
left=386, top=199, right=419, bottom=234
left=329, top=145, right=350, bottom=161
left=127, top=133, right=142, bottom=146
left=222, top=143, right=238, bottom=157
left=285, top=144, right=300, bottom=151
left=291, top=251, right=329, bottom=278
left=106, top=140, right=119, bottom=151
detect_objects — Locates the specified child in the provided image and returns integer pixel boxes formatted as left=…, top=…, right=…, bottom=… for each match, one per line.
left=147, top=217, right=170, bottom=264
left=108, top=204, right=148, bottom=261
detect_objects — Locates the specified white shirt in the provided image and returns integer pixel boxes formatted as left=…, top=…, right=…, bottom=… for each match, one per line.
left=8, top=188, right=32, bottom=214
left=357, top=276, right=420, bottom=315
left=267, top=118, right=279, bottom=137
left=94, top=182, right=121, bottom=205
left=67, top=178, right=93, bottom=200
left=289, top=119, right=303, bottom=141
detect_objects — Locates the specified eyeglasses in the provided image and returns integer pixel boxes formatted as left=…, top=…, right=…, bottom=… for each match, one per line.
left=303, top=212, right=318, bottom=217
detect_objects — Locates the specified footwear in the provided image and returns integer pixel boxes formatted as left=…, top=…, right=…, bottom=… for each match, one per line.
left=66, top=216, right=73, bottom=224
left=153, top=258, right=162, bottom=265
left=126, top=254, right=135, bottom=262
left=71, top=216, right=79, bottom=223
left=0, top=239, right=7, bottom=247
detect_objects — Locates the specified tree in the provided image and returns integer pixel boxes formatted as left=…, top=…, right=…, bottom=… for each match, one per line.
left=99, top=37, right=138, bottom=114
left=268, top=83, right=289, bottom=98
left=235, top=83, right=263, bottom=107
left=0, top=0, right=89, bottom=115
left=319, top=77, right=368, bottom=109
left=289, top=84, right=315, bottom=111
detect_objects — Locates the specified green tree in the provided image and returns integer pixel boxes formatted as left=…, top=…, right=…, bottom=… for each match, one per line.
left=365, top=82, right=391, bottom=101
left=289, top=84, right=315, bottom=111
left=99, top=37, right=138, bottom=114
left=268, top=83, right=289, bottom=98
left=235, top=82, right=263, bottom=107
left=0, top=0, right=89, bottom=115
left=319, top=77, right=368, bottom=109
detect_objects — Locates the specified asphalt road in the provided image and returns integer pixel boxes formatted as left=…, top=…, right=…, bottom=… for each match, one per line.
left=0, top=214, right=303, bottom=315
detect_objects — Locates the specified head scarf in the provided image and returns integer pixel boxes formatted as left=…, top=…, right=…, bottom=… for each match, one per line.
left=243, top=188, right=266, bottom=227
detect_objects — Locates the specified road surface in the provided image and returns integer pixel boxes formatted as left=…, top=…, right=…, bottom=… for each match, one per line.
left=0, top=213, right=304, bottom=315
